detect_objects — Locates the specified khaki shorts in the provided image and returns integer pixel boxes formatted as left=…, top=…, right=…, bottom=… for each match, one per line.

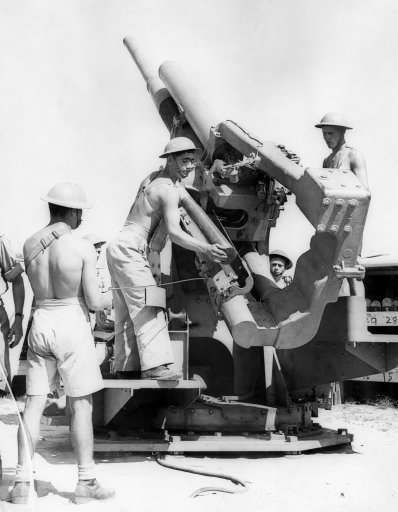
left=106, top=230, right=173, bottom=372
left=27, top=298, right=103, bottom=397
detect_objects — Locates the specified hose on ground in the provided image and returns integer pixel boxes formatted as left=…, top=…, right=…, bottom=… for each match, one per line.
left=154, top=453, right=249, bottom=498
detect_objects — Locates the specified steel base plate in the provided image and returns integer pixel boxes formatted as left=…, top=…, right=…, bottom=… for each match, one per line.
left=94, top=428, right=352, bottom=453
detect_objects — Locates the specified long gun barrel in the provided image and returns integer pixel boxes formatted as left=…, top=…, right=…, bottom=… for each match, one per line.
left=123, top=37, right=179, bottom=132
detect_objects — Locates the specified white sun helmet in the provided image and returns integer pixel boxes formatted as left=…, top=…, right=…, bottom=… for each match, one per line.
left=269, top=250, right=293, bottom=270
left=159, top=137, right=201, bottom=158
left=42, top=182, right=92, bottom=209
left=315, top=112, right=352, bottom=130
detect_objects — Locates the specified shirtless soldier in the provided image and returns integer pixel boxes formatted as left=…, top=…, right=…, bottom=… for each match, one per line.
left=107, top=137, right=228, bottom=380
left=10, top=183, right=114, bottom=505
left=315, top=112, right=369, bottom=189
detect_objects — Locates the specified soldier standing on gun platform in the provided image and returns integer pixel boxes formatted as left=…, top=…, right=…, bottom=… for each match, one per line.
left=10, top=183, right=115, bottom=505
left=316, top=112, right=368, bottom=407
left=316, top=112, right=369, bottom=290
left=315, top=112, right=369, bottom=189
left=107, top=136, right=228, bottom=381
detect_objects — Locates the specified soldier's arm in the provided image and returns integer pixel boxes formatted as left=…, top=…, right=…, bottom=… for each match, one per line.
left=1, top=238, right=25, bottom=347
left=11, top=274, right=24, bottom=316
left=7, top=274, right=25, bottom=347
left=157, top=185, right=228, bottom=261
left=350, top=150, right=369, bottom=190
left=81, top=241, right=112, bottom=311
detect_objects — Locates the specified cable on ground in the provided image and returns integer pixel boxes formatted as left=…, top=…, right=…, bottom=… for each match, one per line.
left=154, top=453, right=249, bottom=498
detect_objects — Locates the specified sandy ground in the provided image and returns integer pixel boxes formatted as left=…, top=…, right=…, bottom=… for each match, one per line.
left=1, top=398, right=398, bottom=512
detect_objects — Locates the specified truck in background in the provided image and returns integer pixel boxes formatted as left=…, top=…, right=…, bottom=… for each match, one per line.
left=345, top=254, right=398, bottom=401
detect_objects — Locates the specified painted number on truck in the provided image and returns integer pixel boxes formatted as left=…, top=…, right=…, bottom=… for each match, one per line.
left=367, top=312, right=398, bottom=326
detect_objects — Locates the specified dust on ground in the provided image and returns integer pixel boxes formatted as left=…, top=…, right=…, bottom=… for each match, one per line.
left=1, top=398, right=397, bottom=512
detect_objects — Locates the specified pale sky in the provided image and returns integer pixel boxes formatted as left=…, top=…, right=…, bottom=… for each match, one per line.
left=0, top=0, right=397, bottom=262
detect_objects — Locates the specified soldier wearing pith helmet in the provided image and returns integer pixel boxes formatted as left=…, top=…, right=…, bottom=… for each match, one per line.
left=315, top=112, right=369, bottom=189
left=106, top=136, right=229, bottom=380
left=269, top=250, right=293, bottom=289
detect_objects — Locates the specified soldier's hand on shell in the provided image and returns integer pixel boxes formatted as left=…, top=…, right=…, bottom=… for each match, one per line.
left=206, top=243, right=229, bottom=262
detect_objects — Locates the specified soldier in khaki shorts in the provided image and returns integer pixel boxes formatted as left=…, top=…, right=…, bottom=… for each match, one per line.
left=10, top=183, right=115, bottom=505
left=107, top=137, right=228, bottom=380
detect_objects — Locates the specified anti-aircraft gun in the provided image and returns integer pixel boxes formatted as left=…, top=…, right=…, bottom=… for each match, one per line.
left=92, top=37, right=398, bottom=453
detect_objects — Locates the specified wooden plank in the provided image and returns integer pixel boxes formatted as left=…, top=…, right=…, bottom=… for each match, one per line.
left=102, top=379, right=203, bottom=390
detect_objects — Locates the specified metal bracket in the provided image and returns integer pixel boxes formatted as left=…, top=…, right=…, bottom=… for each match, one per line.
left=208, top=154, right=259, bottom=184
left=333, top=263, right=365, bottom=279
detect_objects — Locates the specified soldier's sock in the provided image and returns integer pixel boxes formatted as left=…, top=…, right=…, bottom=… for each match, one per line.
left=15, top=464, right=31, bottom=483
left=78, top=463, right=96, bottom=482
